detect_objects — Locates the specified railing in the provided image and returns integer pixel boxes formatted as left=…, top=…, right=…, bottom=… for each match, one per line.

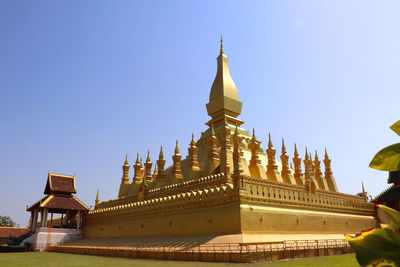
left=49, top=239, right=352, bottom=263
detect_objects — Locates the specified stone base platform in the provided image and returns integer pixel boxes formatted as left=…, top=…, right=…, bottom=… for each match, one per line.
left=21, top=228, right=81, bottom=251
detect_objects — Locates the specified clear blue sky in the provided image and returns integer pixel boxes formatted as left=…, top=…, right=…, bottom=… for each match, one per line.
left=1, top=1, right=399, bottom=226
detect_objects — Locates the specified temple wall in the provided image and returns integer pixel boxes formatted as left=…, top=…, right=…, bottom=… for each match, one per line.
left=238, top=175, right=377, bottom=235
left=240, top=204, right=376, bottom=235
left=83, top=204, right=240, bottom=238
left=240, top=175, right=373, bottom=216
left=86, top=174, right=376, bottom=239
left=84, top=183, right=241, bottom=238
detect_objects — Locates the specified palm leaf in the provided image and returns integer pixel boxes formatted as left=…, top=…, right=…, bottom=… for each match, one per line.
left=390, top=120, right=400, bottom=136
left=369, top=143, right=400, bottom=171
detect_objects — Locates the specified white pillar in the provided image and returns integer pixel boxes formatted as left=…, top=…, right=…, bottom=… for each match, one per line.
left=40, top=209, right=44, bottom=227
left=29, top=212, right=33, bottom=228
left=43, top=208, right=48, bottom=228
left=77, top=211, right=81, bottom=229
left=32, top=210, right=38, bottom=231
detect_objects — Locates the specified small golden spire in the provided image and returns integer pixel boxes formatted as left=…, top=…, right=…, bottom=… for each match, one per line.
left=315, top=150, right=319, bottom=161
left=156, top=146, right=166, bottom=181
left=268, top=133, right=273, bottom=148
left=159, top=146, right=164, bottom=159
left=175, top=140, right=180, bottom=154
left=361, top=181, right=367, bottom=201
left=224, top=116, right=229, bottom=128
left=305, top=147, right=309, bottom=160
left=152, top=164, right=158, bottom=179
left=211, top=124, right=216, bottom=137
left=282, top=138, right=287, bottom=155
left=135, top=153, right=140, bottom=165
left=95, top=189, right=99, bottom=206
left=292, top=142, right=303, bottom=186
left=190, top=133, right=196, bottom=145
left=290, top=162, right=293, bottom=169
left=172, top=141, right=183, bottom=179
left=252, top=128, right=256, bottom=140
left=188, top=133, right=200, bottom=171
left=121, top=153, right=130, bottom=185
left=220, top=34, right=224, bottom=55
left=325, top=148, right=329, bottom=159
left=146, top=150, right=151, bottom=163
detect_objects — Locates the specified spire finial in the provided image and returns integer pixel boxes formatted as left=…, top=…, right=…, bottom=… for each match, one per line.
left=282, top=138, right=287, bottom=154
left=146, top=150, right=151, bottom=162
left=175, top=140, right=180, bottom=154
left=95, top=189, right=99, bottom=205
left=220, top=34, right=224, bottom=55
left=252, top=128, right=256, bottom=139
left=191, top=133, right=195, bottom=145
left=135, top=153, right=140, bottom=164
left=124, top=154, right=129, bottom=165
left=211, top=124, right=215, bottom=137
left=361, top=181, right=367, bottom=200
left=315, top=150, right=319, bottom=160
left=305, top=147, right=309, bottom=160
left=268, top=133, right=273, bottom=148
left=325, top=148, right=329, bottom=159
left=159, top=146, right=164, bottom=159
left=294, top=143, right=299, bottom=157
left=224, top=116, right=229, bottom=128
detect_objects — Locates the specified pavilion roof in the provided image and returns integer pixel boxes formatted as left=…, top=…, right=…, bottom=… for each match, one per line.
left=27, top=195, right=89, bottom=212
left=44, top=172, right=76, bottom=195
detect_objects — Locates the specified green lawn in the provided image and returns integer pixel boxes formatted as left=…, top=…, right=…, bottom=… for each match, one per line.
left=0, top=252, right=360, bottom=267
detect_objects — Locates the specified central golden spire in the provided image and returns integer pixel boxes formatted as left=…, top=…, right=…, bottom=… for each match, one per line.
left=206, top=37, right=242, bottom=126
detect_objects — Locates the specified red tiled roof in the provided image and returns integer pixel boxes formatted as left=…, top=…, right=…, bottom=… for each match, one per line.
left=27, top=195, right=89, bottom=212
left=44, top=195, right=87, bottom=211
left=0, top=227, right=28, bottom=238
left=44, top=174, right=76, bottom=195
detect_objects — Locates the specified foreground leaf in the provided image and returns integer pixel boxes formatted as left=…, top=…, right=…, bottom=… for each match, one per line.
left=345, top=205, right=400, bottom=266
left=390, top=120, right=400, bottom=136
left=346, top=228, right=400, bottom=266
left=369, top=143, right=400, bottom=171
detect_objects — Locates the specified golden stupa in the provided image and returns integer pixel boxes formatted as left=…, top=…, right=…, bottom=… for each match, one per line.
left=83, top=39, right=376, bottom=244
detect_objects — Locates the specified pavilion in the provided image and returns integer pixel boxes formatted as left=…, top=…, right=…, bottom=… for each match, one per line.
left=24, top=172, right=89, bottom=251
left=27, top=172, right=89, bottom=230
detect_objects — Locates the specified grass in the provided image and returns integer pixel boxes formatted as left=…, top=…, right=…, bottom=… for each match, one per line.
left=0, top=252, right=360, bottom=267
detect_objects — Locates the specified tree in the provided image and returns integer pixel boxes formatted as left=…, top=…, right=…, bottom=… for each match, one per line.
left=0, top=215, right=16, bottom=227
left=356, top=192, right=372, bottom=202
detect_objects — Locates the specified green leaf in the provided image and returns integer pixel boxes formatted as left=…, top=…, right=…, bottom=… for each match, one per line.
left=390, top=120, right=400, bottom=136
left=345, top=205, right=400, bottom=266
left=369, top=143, right=400, bottom=171
left=346, top=228, right=400, bottom=266
left=377, top=205, right=400, bottom=231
